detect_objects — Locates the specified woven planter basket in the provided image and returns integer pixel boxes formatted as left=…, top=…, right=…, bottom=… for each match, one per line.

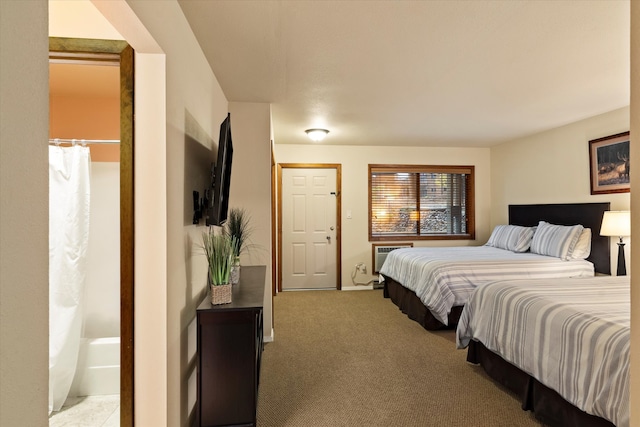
left=210, top=283, right=232, bottom=305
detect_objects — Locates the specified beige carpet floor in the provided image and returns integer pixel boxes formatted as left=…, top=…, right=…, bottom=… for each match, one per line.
left=256, top=289, right=545, bottom=427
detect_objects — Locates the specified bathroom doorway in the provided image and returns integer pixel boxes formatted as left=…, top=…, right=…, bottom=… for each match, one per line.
left=48, top=38, right=134, bottom=427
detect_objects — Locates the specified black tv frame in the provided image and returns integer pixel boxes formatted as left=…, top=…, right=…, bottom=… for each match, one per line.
left=206, top=113, right=233, bottom=226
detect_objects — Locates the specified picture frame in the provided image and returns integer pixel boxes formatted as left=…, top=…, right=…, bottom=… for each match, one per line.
left=588, top=131, right=630, bottom=195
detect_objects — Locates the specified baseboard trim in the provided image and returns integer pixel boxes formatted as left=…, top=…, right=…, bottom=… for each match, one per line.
left=264, top=327, right=274, bottom=343
left=341, top=285, right=374, bottom=291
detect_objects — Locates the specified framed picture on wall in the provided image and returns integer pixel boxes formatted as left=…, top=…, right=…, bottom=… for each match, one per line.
left=589, top=131, right=630, bottom=195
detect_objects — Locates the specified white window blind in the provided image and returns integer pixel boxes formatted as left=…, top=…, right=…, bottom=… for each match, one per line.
left=369, top=165, right=474, bottom=240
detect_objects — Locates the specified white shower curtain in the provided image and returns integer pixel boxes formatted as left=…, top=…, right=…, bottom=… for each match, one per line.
left=48, top=145, right=91, bottom=413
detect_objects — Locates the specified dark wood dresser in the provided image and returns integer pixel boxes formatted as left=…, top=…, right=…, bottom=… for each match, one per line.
left=196, top=265, right=265, bottom=427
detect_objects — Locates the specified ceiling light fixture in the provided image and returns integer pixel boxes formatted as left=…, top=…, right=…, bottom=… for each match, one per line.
left=305, top=128, right=329, bottom=142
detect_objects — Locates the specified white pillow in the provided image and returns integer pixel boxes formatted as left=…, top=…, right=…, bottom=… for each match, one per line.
left=530, top=221, right=584, bottom=260
left=569, top=228, right=591, bottom=260
left=485, top=225, right=536, bottom=253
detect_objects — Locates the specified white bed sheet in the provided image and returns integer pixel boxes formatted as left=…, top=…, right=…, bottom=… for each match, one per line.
left=379, top=246, right=594, bottom=325
left=456, top=276, right=629, bottom=427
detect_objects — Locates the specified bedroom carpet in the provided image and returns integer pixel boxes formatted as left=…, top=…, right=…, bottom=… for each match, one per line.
left=256, top=289, right=545, bottom=427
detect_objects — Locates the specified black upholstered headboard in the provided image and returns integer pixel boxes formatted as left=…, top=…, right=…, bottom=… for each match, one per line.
left=508, top=203, right=611, bottom=275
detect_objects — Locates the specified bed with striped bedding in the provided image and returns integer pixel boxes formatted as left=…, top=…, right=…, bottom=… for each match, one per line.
left=379, top=246, right=594, bottom=326
left=456, top=276, right=629, bottom=427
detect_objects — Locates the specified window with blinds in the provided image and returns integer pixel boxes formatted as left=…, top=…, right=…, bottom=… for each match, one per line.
left=368, top=165, right=475, bottom=241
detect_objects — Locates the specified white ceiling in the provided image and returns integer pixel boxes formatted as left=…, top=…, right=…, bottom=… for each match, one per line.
left=178, top=0, right=630, bottom=148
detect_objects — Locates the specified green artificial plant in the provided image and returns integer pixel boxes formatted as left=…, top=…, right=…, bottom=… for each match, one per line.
left=225, top=207, right=254, bottom=260
left=202, top=230, right=236, bottom=285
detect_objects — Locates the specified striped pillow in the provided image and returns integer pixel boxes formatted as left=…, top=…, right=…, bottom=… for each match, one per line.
left=485, top=225, right=535, bottom=253
left=530, top=221, right=584, bottom=260
left=569, top=228, right=592, bottom=260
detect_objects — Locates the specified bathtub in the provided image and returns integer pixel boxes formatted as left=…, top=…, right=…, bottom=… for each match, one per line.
left=69, top=337, right=120, bottom=396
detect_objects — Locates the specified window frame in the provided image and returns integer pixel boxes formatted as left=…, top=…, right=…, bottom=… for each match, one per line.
left=368, top=164, right=475, bottom=242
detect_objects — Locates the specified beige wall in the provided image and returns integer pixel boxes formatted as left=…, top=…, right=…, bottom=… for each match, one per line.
left=490, top=107, right=631, bottom=274
left=491, top=106, right=630, bottom=216
left=229, top=102, right=274, bottom=339
left=629, top=0, right=639, bottom=422
left=132, top=52, right=168, bottom=427
left=274, top=145, right=491, bottom=288
left=0, top=1, right=49, bottom=426
left=50, top=0, right=122, bottom=39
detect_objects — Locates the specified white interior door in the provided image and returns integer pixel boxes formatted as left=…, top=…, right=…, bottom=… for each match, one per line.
left=282, top=167, right=337, bottom=290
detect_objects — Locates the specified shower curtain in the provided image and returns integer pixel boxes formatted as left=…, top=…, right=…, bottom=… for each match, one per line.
left=48, top=145, right=91, bottom=413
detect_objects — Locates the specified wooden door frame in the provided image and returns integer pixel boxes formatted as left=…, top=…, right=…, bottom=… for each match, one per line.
left=49, top=37, right=135, bottom=427
left=271, top=144, right=277, bottom=298
left=277, top=163, right=342, bottom=292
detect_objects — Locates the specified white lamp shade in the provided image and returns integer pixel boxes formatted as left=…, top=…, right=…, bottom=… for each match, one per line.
left=600, top=211, right=631, bottom=237
left=305, top=128, right=329, bottom=142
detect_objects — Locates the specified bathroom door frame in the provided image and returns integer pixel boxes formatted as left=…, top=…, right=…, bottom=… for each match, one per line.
left=49, top=37, right=135, bottom=427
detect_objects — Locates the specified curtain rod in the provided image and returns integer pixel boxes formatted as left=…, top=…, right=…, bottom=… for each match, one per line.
left=49, top=138, right=120, bottom=145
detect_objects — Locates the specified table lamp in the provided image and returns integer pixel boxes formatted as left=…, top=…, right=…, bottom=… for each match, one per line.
left=600, top=211, right=631, bottom=276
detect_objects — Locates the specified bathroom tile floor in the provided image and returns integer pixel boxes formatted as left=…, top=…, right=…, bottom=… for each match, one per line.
left=50, top=395, right=119, bottom=427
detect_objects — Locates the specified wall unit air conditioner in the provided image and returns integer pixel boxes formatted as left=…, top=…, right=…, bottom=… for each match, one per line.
left=372, top=243, right=413, bottom=273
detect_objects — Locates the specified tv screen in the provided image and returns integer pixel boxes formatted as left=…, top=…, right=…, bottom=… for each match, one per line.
left=207, top=113, right=233, bottom=226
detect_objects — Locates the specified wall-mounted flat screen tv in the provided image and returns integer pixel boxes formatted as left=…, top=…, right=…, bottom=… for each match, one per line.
left=206, top=113, right=233, bottom=226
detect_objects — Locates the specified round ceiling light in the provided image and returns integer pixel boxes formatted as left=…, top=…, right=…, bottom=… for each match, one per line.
left=305, top=128, right=329, bottom=142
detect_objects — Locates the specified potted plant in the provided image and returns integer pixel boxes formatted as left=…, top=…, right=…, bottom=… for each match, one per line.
left=202, top=229, right=236, bottom=304
left=225, top=207, right=254, bottom=284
